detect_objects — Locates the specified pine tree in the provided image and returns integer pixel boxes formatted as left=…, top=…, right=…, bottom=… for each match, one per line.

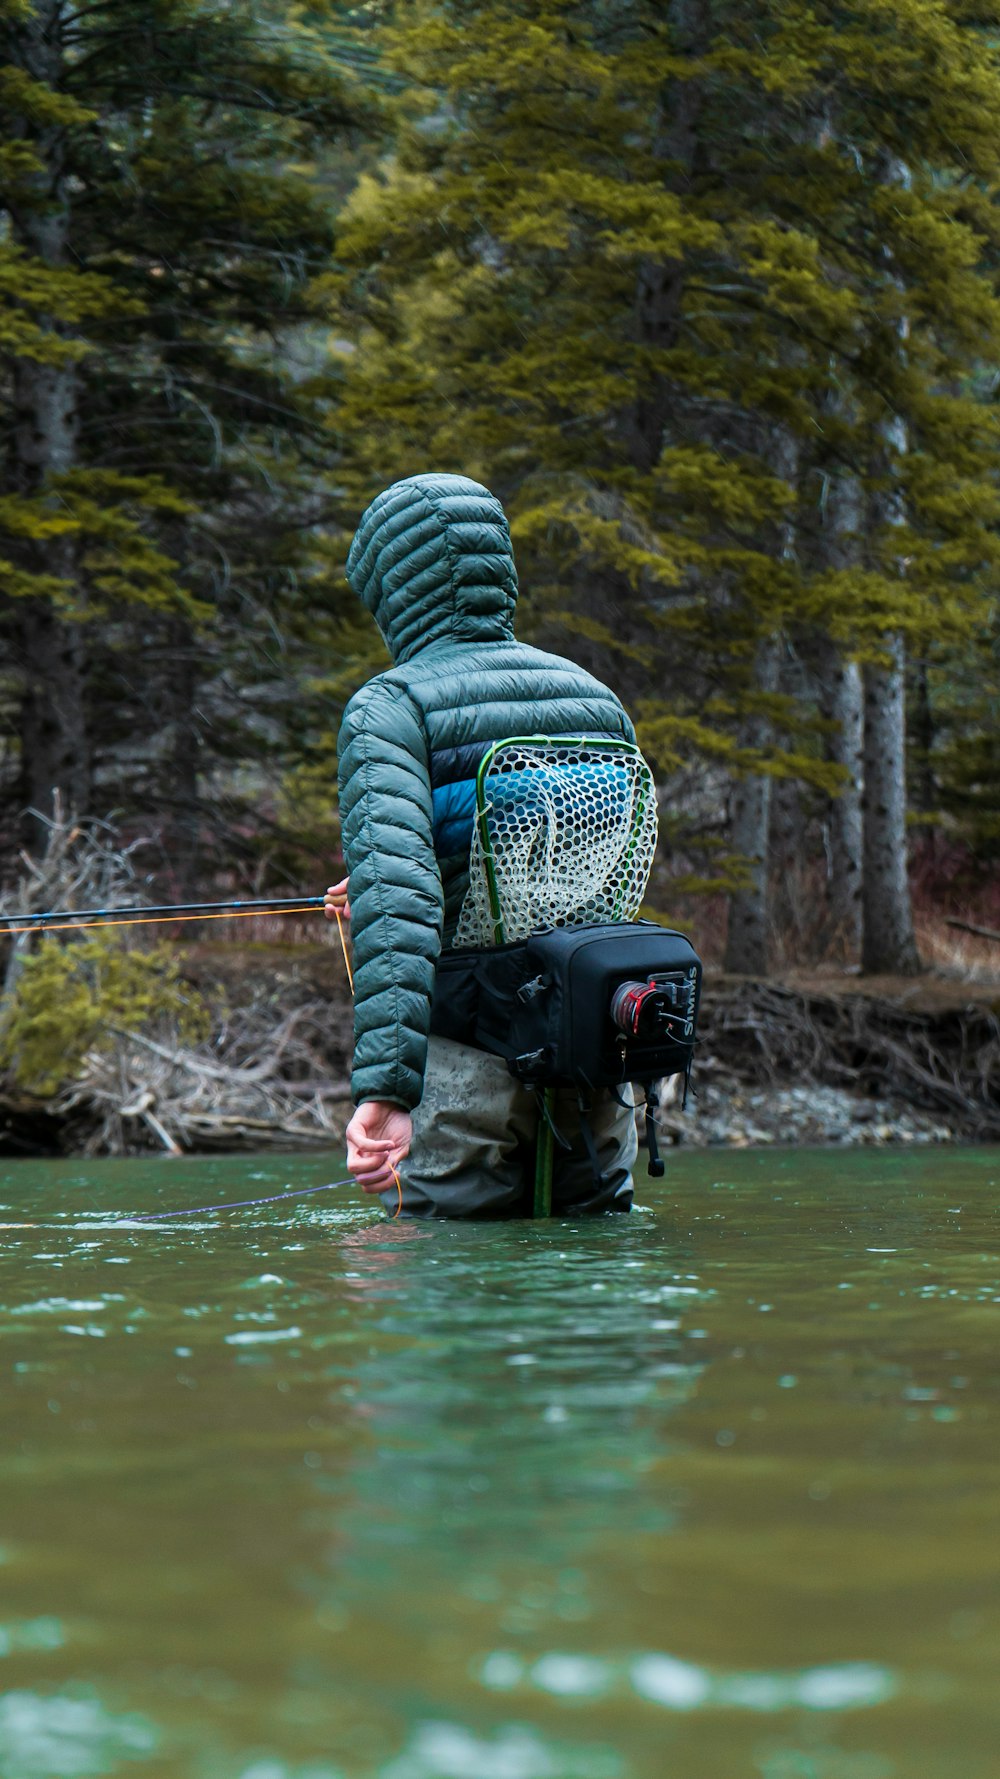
left=0, top=0, right=366, bottom=873
left=321, top=0, right=1000, bottom=972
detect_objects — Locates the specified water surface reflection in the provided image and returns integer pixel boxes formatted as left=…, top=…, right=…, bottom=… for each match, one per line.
left=0, top=1146, right=997, bottom=1777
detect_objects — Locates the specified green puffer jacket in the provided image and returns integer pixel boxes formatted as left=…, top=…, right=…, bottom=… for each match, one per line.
left=338, top=473, right=635, bottom=1109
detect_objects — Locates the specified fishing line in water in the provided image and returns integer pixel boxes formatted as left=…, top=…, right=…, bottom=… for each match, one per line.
left=123, top=1175, right=357, bottom=1219
left=0, top=1181, right=349, bottom=1231
left=119, top=1165, right=402, bottom=1222
left=0, top=1162, right=402, bottom=1228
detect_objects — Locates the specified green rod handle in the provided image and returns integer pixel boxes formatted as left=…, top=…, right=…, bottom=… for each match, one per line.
left=534, top=1091, right=555, bottom=1218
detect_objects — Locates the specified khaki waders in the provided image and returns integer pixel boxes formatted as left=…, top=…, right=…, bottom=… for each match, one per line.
left=381, top=1035, right=637, bottom=1219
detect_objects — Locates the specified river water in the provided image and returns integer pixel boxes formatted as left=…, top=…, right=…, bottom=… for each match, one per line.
left=0, top=1146, right=998, bottom=1779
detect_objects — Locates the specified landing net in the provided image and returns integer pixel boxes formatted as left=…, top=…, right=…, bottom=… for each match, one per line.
left=455, top=738, right=658, bottom=948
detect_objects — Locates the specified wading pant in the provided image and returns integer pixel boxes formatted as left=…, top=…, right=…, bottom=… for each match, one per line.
left=381, top=1034, right=637, bottom=1219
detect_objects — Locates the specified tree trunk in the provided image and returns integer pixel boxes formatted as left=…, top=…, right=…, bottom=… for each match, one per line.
left=12, top=337, right=88, bottom=829
left=858, top=152, right=919, bottom=975
left=18, top=604, right=90, bottom=826
left=625, top=0, right=704, bottom=472
left=768, top=772, right=807, bottom=963
left=817, top=640, right=864, bottom=956
left=811, top=436, right=865, bottom=958
left=911, top=655, right=936, bottom=817
left=7, top=0, right=89, bottom=838
left=724, top=634, right=781, bottom=974
left=861, top=636, right=920, bottom=974
left=725, top=769, right=774, bottom=975
left=725, top=415, right=797, bottom=974
left=166, top=619, right=202, bottom=895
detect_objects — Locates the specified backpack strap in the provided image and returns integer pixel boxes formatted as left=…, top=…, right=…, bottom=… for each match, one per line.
left=575, top=1087, right=604, bottom=1193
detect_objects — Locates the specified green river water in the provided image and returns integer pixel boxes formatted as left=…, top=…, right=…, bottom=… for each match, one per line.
left=0, top=1146, right=998, bottom=1779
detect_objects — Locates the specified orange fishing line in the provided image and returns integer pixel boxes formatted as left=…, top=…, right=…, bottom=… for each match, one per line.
left=1, top=907, right=319, bottom=937
left=335, top=904, right=400, bottom=1218
left=333, top=907, right=354, bottom=993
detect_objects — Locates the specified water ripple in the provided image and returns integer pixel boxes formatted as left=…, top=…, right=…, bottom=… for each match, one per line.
left=480, top=1649, right=899, bottom=1713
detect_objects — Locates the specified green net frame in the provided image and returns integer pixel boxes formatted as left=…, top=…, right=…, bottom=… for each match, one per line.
left=458, top=736, right=658, bottom=1214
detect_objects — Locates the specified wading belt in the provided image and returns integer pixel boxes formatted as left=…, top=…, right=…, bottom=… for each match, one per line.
left=430, top=919, right=702, bottom=1182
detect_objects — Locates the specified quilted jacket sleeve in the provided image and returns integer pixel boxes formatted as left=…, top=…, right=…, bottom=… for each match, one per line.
left=337, top=677, right=444, bottom=1110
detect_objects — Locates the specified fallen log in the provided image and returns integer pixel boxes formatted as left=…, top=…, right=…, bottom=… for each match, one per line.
left=946, top=918, right=1000, bottom=945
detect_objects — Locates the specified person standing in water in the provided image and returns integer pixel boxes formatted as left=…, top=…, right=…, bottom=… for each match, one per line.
left=326, top=473, right=639, bottom=1217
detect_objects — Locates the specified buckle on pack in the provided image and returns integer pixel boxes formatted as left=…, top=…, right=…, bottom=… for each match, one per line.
left=512, top=1047, right=549, bottom=1078
left=517, top=973, right=550, bottom=1004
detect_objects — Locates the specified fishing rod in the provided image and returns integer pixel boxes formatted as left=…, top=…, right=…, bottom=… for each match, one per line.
left=0, top=890, right=356, bottom=989
left=0, top=894, right=327, bottom=937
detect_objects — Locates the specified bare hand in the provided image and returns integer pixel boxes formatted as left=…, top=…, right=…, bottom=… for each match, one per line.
left=323, top=877, right=351, bottom=922
left=346, top=1101, right=412, bottom=1195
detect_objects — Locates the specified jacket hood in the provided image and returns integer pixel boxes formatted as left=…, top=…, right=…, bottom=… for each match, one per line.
left=346, top=473, right=518, bottom=664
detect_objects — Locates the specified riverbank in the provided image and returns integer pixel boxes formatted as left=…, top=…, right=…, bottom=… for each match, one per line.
left=674, top=971, right=1000, bottom=1148
left=188, top=946, right=1000, bottom=1150
left=1, top=939, right=998, bottom=1154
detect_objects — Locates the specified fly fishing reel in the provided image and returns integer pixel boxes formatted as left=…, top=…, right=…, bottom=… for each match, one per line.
left=609, top=972, right=698, bottom=1045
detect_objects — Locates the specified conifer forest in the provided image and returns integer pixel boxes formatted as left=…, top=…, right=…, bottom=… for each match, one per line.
left=2, top=0, right=1000, bottom=997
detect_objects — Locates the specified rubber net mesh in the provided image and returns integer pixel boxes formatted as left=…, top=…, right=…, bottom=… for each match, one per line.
left=455, top=740, right=658, bottom=948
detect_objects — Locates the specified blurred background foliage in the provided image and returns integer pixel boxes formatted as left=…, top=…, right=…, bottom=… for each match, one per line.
left=2, top=0, right=1000, bottom=974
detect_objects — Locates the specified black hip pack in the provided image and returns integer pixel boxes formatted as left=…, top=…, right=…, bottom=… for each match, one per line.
left=430, top=921, right=702, bottom=1172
